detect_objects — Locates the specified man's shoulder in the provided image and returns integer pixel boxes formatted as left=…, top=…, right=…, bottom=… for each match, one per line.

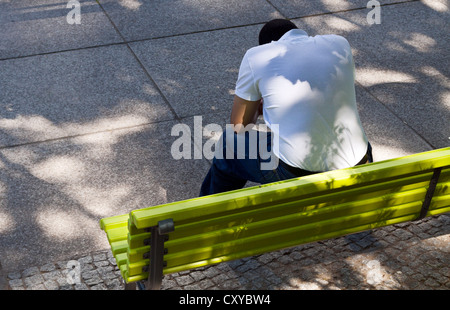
left=243, top=42, right=286, bottom=63
left=315, top=34, right=351, bottom=47
left=246, top=41, right=281, bottom=54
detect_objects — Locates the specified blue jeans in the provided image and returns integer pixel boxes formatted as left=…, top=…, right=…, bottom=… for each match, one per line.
left=199, top=130, right=309, bottom=196
left=199, top=130, right=373, bottom=196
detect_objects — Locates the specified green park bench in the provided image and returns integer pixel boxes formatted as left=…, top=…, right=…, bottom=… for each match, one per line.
left=100, top=147, right=450, bottom=290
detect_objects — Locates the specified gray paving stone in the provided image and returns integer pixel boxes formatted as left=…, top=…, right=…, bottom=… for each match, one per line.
left=198, top=278, right=215, bottom=290
left=190, top=271, right=206, bottom=282
left=93, top=253, right=107, bottom=262
left=78, top=255, right=93, bottom=265
left=361, top=79, right=450, bottom=149
left=42, top=270, right=63, bottom=282
left=43, top=279, right=59, bottom=290
left=161, top=278, right=178, bottom=290
left=7, top=272, right=21, bottom=280
left=40, top=263, right=56, bottom=272
left=106, top=278, right=123, bottom=290
left=130, top=25, right=261, bottom=118
left=22, top=266, right=40, bottom=278
left=59, top=284, right=74, bottom=290
left=269, top=0, right=411, bottom=18
left=24, top=274, right=44, bottom=288
left=0, top=120, right=210, bottom=271
left=175, top=275, right=195, bottom=286
left=90, top=283, right=107, bottom=290
left=84, top=275, right=103, bottom=286
left=8, top=278, right=23, bottom=288
left=82, top=269, right=99, bottom=280
left=355, top=85, right=433, bottom=161
left=74, top=283, right=90, bottom=290
left=98, top=0, right=282, bottom=41
left=202, top=266, right=221, bottom=279
left=0, top=0, right=122, bottom=59
left=94, top=261, right=109, bottom=268
left=0, top=44, right=174, bottom=147
left=30, top=283, right=46, bottom=290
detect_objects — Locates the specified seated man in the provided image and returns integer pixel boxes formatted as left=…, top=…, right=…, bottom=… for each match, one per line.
left=200, top=19, right=372, bottom=196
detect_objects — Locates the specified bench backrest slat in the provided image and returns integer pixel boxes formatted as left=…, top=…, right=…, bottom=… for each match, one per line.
left=131, top=149, right=450, bottom=229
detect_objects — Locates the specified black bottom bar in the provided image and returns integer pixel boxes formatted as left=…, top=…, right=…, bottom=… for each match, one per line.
left=146, top=219, right=174, bottom=290
left=416, top=167, right=442, bottom=221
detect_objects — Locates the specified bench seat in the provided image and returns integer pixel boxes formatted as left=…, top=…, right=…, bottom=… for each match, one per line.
left=100, top=147, right=450, bottom=287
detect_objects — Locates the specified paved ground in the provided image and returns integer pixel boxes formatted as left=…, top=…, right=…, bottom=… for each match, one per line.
left=0, top=0, right=449, bottom=290
left=5, top=214, right=450, bottom=290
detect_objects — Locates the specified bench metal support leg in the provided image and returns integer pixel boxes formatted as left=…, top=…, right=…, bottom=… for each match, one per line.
left=416, top=167, right=442, bottom=221
left=146, top=219, right=174, bottom=290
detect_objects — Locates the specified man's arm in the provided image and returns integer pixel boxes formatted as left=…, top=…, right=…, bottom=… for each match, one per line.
left=230, top=95, right=262, bottom=133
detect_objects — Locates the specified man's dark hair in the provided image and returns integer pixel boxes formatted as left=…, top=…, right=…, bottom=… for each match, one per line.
left=258, top=19, right=298, bottom=45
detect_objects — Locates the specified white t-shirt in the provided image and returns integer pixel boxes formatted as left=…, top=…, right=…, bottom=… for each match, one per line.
left=235, top=29, right=369, bottom=172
